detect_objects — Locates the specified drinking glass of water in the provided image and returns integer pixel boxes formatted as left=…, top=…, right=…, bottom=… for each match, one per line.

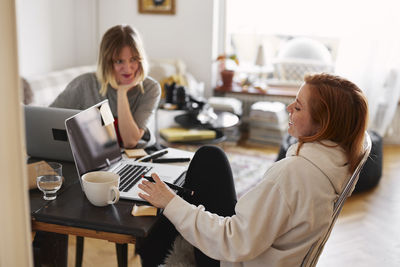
left=36, top=162, right=63, bottom=200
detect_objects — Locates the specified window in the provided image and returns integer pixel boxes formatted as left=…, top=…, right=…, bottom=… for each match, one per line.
left=224, top=0, right=400, bottom=137
left=225, top=0, right=399, bottom=85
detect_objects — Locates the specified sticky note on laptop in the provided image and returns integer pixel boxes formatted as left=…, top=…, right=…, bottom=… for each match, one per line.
left=99, top=102, right=114, bottom=126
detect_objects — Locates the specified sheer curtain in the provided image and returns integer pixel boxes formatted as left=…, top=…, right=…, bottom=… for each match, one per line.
left=334, top=5, right=400, bottom=136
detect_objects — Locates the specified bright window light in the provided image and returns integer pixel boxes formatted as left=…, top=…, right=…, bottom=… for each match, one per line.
left=226, top=0, right=400, bottom=66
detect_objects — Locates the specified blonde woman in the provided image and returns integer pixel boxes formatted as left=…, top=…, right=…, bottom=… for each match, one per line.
left=51, top=25, right=160, bottom=148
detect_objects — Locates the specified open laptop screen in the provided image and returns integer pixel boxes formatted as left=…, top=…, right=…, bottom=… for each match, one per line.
left=65, top=100, right=122, bottom=176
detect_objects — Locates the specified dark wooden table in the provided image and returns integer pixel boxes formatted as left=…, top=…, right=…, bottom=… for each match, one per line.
left=30, top=160, right=160, bottom=267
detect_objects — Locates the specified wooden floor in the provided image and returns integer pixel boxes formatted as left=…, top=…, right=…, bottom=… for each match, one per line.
left=66, top=144, right=400, bottom=267
left=318, top=145, right=400, bottom=267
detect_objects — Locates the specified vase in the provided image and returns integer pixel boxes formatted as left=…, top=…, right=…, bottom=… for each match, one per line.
left=220, top=70, right=234, bottom=91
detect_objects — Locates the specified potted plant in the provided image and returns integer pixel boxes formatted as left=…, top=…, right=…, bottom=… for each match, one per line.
left=216, top=54, right=239, bottom=91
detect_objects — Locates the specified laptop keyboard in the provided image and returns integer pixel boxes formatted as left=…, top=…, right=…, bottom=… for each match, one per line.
left=117, top=164, right=152, bottom=192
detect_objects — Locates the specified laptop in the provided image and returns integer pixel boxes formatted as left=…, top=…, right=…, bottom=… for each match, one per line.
left=24, top=105, right=81, bottom=162
left=65, top=100, right=187, bottom=201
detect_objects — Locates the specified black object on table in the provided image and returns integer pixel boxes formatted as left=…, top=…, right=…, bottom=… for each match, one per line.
left=152, top=157, right=191, bottom=163
left=174, top=111, right=239, bottom=129
left=166, top=111, right=239, bottom=145
left=138, top=149, right=168, bottom=162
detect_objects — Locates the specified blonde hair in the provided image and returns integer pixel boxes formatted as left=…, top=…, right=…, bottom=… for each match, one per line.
left=297, top=73, right=368, bottom=172
left=96, top=25, right=148, bottom=96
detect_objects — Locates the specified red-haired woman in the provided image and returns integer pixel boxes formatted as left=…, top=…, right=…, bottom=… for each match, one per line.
left=138, top=73, right=368, bottom=267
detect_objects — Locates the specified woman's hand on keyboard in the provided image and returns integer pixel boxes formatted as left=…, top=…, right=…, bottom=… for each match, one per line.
left=138, top=173, right=175, bottom=208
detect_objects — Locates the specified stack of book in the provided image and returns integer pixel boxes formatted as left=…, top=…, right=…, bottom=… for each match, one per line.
left=247, top=101, right=288, bottom=145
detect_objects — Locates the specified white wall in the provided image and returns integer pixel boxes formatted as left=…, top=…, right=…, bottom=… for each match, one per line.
left=16, top=0, right=98, bottom=76
left=74, top=0, right=99, bottom=67
left=16, top=0, right=220, bottom=95
left=98, top=0, right=219, bottom=96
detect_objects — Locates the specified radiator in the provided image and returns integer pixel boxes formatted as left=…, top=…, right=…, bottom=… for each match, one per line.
left=383, top=105, right=400, bottom=144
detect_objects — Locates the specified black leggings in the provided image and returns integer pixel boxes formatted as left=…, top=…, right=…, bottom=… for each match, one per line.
left=137, top=145, right=237, bottom=266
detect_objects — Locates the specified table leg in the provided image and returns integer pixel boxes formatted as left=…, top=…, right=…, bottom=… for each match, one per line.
left=33, top=241, right=41, bottom=267
left=75, top=236, right=84, bottom=267
left=32, top=231, right=68, bottom=267
left=115, top=243, right=128, bottom=267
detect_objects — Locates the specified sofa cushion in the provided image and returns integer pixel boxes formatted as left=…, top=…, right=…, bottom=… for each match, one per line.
left=24, top=65, right=96, bottom=107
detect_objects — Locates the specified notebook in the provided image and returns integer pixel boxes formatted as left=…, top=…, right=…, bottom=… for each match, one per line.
left=24, top=105, right=81, bottom=162
left=160, top=127, right=216, bottom=142
left=65, top=100, right=187, bottom=201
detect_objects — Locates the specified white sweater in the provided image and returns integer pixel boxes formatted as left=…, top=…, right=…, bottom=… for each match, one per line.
left=163, top=141, right=350, bottom=266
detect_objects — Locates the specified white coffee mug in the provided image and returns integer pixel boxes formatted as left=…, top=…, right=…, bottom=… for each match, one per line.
left=81, top=171, right=120, bottom=207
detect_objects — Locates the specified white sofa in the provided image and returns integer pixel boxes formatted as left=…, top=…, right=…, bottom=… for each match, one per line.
left=24, top=65, right=96, bottom=107
left=24, top=60, right=203, bottom=107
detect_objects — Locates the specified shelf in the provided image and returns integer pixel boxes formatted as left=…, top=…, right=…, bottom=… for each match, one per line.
left=215, top=83, right=298, bottom=98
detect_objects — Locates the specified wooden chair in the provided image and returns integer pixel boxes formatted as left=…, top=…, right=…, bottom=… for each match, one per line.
left=301, top=132, right=372, bottom=267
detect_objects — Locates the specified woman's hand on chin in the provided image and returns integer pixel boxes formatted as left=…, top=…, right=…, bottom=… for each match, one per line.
left=115, top=80, right=137, bottom=92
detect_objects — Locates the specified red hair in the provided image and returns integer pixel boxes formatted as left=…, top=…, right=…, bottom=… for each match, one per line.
left=297, top=73, right=368, bottom=172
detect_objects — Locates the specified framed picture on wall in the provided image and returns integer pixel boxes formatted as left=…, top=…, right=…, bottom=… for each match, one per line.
left=138, top=0, right=176, bottom=15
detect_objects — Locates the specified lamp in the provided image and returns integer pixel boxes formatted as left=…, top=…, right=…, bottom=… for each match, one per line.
left=255, top=44, right=266, bottom=82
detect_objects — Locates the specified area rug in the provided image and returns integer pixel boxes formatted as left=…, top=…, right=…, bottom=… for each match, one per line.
left=168, top=144, right=277, bottom=198
left=224, top=147, right=276, bottom=198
